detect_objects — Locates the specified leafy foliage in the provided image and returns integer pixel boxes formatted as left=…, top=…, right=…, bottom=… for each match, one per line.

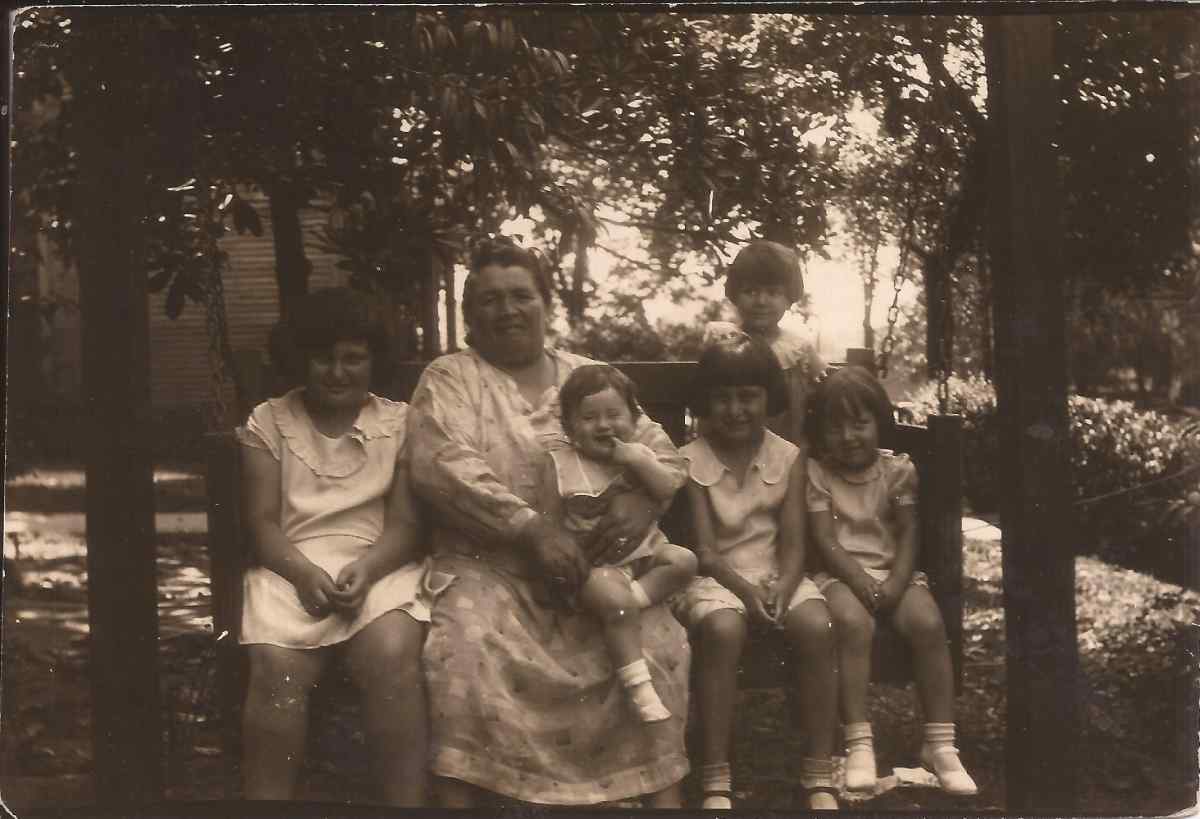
left=908, top=376, right=1200, bottom=577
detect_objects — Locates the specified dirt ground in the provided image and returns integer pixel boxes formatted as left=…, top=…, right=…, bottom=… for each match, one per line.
left=2, top=467, right=1197, bottom=814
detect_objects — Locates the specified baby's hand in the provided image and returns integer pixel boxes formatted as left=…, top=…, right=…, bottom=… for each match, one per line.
left=610, top=439, right=653, bottom=467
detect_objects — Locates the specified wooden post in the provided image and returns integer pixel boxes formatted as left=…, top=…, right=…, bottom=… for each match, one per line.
left=73, top=15, right=163, bottom=804
left=983, top=15, right=1080, bottom=812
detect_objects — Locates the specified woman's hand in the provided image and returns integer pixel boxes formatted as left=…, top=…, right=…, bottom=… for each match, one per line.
left=584, top=491, right=657, bottom=565
left=294, top=563, right=340, bottom=619
left=525, top=517, right=590, bottom=595
left=329, top=558, right=374, bottom=614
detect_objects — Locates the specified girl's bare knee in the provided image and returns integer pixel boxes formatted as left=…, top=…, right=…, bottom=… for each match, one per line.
left=698, top=610, right=748, bottom=655
left=783, top=604, right=835, bottom=653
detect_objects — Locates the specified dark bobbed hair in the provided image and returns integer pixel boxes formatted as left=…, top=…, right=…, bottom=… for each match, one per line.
left=559, top=364, right=643, bottom=434
left=723, top=240, right=805, bottom=305
left=804, top=365, right=895, bottom=458
left=689, top=335, right=789, bottom=418
left=461, top=237, right=554, bottom=340
left=272, top=287, right=392, bottom=392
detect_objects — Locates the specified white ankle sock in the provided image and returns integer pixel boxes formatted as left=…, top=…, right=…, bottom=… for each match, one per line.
left=700, top=761, right=732, bottom=809
left=844, top=721, right=876, bottom=791
left=921, top=722, right=978, bottom=796
left=616, top=659, right=670, bottom=722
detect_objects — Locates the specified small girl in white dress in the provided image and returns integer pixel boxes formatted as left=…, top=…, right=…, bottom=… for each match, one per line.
left=539, top=364, right=697, bottom=723
left=673, top=335, right=839, bottom=810
left=805, top=365, right=977, bottom=796
left=237, top=287, right=440, bottom=806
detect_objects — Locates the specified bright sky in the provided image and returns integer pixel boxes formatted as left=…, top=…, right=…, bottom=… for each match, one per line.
left=475, top=210, right=918, bottom=362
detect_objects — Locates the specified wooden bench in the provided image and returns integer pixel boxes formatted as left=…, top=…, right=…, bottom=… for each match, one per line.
left=204, top=357, right=964, bottom=793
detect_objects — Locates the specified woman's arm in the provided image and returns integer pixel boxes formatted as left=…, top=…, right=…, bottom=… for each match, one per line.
left=407, top=360, right=541, bottom=545
left=241, top=444, right=338, bottom=615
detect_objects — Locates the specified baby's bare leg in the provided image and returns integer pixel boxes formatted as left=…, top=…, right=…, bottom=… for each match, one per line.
left=633, top=543, right=698, bottom=605
left=580, top=567, right=670, bottom=722
left=579, top=567, right=643, bottom=668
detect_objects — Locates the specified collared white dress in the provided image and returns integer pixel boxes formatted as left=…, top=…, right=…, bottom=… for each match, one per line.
left=235, top=388, right=434, bottom=648
left=672, top=429, right=824, bottom=629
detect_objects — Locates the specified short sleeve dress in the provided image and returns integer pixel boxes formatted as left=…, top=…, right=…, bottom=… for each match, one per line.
left=672, top=430, right=825, bottom=629
left=236, top=388, right=433, bottom=648
left=806, top=450, right=924, bottom=586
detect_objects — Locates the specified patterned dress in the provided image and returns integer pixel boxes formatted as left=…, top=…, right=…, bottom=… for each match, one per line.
left=407, top=347, right=691, bottom=805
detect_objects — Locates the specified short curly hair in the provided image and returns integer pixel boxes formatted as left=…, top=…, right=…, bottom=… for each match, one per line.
left=461, top=236, right=554, bottom=322
left=689, top=334, right=789, bottom=418
left=723, top=240, right=805, bottom=305
left=804, top=365, right=895, bottom=458
left=272, top=287, right=392, bottom=392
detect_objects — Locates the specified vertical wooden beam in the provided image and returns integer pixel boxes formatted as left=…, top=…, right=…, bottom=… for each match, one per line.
left=983, top=15, right=1080, bottom=813
left=73, top=15, right=163, bottom=804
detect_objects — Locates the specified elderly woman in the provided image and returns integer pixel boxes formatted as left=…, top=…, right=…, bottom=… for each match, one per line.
left=407, top=239, right=691, bottom=807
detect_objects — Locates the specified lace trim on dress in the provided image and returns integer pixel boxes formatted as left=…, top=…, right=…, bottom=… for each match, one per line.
left=269, top=389, right=407, bottom=478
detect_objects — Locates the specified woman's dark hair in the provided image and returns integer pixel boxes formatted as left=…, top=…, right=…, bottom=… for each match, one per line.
left=723, top=240, right=805, bottom=305
left=689, top=334, right=788, bottom=418
left=273, top=287, right=392, bottom=391
left=559, top=364, right=642, bottom=433
left=462, top=236, right=554, bottom=322
left=804, top=365, right=895, bottom=456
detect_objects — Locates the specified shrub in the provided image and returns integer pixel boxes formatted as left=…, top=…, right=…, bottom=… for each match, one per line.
left=906, top=375, right=1200, bottom=579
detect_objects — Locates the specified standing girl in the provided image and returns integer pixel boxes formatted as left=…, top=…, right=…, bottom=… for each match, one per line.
left=705, top=240, right=825, bottom=445
left=674, top=334, right=839, bottom=810
left=237, top=287, right=435, bottom=805
left=805, top=366, right=977, bottom=796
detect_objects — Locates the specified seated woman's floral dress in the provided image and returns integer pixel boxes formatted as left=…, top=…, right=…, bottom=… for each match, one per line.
left=408, top=347, right=691, bottom=805
left=236, top=388, right=431, bottom=648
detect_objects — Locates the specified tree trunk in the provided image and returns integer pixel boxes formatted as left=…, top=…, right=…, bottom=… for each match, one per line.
left=72, top=16, right=163, bottom=804
left=984, top=15, right=1080, bottom=812
left=444, top=264, right=459, bottom=352
left=266, top=178, right=310, bottom=321
left=571, top=232, right=589, bottom=327
left=924, top=256, right=953, bottom=379
left=421, top=245, right=441, bottom=359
